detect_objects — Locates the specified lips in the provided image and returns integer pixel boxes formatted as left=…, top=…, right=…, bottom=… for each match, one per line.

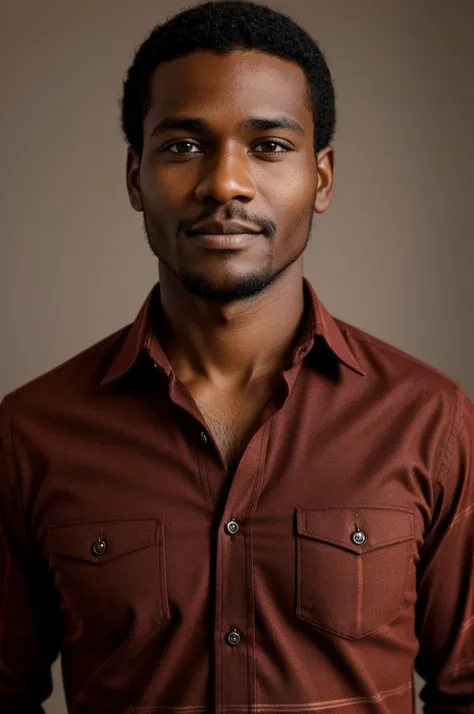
left=187, top=232, right=259, bottom=249
left=187, top=220, right=262, bottom=235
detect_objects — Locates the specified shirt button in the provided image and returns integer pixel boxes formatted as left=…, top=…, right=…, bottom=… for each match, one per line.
left=351, top=528, right=366, bottom=545
left=200, top=431, right=208, bottom=444
left=226, top=629, right=241, bottom=646
left=225, top=520, right=239, bottom=535
left=91, top=537, right=107, bottom=556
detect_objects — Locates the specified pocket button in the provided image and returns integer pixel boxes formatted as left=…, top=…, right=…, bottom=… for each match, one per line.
left=91, top=537, right=107, bottom=557
left=351, top=528, right=366, bottom=545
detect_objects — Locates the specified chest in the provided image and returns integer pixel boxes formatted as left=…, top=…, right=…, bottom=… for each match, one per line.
left=188, top=383, right=279, bottom=475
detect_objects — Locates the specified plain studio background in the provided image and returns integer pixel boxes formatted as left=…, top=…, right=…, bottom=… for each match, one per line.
left=1, top=1, right=473, bottom=712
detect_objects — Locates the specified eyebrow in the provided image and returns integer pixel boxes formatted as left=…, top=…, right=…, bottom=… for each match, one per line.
left=149, top=115, right=305, bottom=138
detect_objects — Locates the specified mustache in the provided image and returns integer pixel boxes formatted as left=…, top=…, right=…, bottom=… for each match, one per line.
left=180, top=211, right=276, bottom=237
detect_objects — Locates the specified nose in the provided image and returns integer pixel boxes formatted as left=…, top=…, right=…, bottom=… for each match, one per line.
left=194, top=146, right=256, bottom=204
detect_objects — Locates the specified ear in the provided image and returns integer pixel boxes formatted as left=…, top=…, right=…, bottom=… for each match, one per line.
left=314, top=145, right=335, bottom=214
left=126, top=147, right=143, bottom=212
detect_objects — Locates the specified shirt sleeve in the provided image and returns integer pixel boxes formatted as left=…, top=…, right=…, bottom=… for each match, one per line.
left=414, top=386, right=474, bottom=712
left=0, top=396, right=61, bottom=714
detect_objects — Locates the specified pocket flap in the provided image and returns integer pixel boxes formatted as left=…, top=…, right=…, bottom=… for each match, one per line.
left=295, top=506, right=414, bottom=555
left=46, top=518, right=159, bottom=564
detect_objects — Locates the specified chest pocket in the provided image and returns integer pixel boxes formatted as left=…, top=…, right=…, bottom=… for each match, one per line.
left=45, top=518, right=170, bottom=645
left=295, top=506, right=415, bottom=640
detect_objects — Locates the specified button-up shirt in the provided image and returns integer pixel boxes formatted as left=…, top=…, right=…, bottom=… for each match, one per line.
left=0, top=277, right=473, bottom=714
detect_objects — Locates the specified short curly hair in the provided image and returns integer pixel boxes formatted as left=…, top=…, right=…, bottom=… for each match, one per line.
left=120, top=1, right=336, bottom=157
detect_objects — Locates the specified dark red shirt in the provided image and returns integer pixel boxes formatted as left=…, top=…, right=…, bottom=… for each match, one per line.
left=0, top=277, right=473, bottom=713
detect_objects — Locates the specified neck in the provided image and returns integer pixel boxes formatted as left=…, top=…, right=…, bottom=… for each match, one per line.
left=155, top=263, right=307, bottom=391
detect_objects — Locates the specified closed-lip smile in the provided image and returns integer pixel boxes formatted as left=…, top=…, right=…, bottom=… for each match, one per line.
left=187, top=220, right=263, bottom=235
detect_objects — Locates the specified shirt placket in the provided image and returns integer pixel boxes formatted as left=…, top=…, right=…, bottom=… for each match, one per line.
left=207, top=424, right=271, bottom=714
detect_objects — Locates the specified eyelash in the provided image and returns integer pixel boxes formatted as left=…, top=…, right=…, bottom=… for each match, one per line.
left=163, top=139, right=292, bottom=157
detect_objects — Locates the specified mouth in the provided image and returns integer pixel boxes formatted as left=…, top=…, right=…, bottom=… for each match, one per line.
left=185, top=232, right=263, bottom=249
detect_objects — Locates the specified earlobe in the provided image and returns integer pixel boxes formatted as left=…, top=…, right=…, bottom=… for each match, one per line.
left=126, top=147, right=143, bottom=213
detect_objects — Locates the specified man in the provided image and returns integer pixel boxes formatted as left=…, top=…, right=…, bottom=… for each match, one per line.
left=0, top=1, right=472, bottom=712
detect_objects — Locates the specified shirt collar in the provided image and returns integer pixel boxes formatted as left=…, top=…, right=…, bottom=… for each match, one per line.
left=100, top=277, right=365, bottom=387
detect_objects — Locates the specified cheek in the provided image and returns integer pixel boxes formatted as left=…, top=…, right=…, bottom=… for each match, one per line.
left=276, top=184, right=315, bottom=234
left=140, top=175, right=174, bottom=213
left=139, top=153, right=185, bottom=212
left=272, top=163, right=316, bottom=212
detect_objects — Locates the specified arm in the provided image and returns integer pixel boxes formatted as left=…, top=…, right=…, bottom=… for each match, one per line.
left=414, top=387, right=474, bottom=712
left=0, top=397, right=61, bottom=714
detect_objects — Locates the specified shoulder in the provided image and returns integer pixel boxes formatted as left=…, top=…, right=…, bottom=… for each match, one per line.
left=336, top=317, right=462, bottom=400
left=335, top=319, right=472, bottom=483
left=1, top=324, right=131, bottom=423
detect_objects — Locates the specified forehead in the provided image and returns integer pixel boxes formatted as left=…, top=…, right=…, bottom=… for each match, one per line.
left=145, top=50, right=311, bottom=128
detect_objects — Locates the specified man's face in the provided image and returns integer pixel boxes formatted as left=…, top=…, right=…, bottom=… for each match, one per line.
left=127, top=49, right=334, bottom=301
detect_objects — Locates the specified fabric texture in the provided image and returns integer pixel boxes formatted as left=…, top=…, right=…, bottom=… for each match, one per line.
left=0, top=276, right=473, bottom=713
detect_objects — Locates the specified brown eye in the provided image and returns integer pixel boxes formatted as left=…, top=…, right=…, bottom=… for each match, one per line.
left=253, top=140, right=290, bottom=154
left=166, top=141, right=202, bottom=154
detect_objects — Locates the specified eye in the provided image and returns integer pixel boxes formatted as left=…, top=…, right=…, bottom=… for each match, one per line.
left=253, top=140, right=291, bottom=155
left=165, top=141, right=202, bottom=155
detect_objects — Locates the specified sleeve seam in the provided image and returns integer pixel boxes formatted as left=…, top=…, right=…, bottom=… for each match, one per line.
left=0, top=395, right=22, bottom=514
left=0, top=395, right=37, bottom=556
left=433, top=385, right=464, bottom=489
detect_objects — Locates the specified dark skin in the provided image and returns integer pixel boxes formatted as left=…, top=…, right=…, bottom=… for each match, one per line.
left=126, top=50, right=334, bottom=402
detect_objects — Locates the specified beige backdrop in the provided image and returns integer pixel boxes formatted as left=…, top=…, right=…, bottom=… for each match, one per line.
left=1, top=1, right=473, bottom=712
